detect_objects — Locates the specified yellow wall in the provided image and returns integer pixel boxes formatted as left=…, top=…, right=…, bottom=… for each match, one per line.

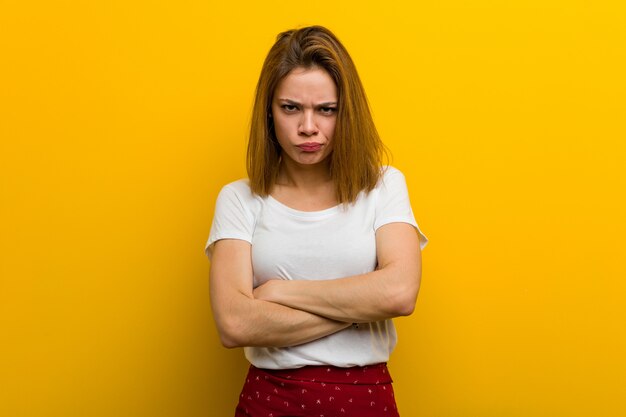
left=1, top=1, right=624, bottom=416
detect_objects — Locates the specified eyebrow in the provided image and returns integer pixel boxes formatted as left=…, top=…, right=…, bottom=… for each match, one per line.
left=278, top=98, right=338, bottom=107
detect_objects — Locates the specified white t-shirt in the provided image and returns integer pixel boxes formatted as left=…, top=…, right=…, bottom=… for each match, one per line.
left=205, top=166, right=428, bottom=369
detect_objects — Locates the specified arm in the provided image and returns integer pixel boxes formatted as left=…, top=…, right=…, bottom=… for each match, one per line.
left=253, top=222, right=422, bottom=323
left=209, top=238, right=351, bottom=349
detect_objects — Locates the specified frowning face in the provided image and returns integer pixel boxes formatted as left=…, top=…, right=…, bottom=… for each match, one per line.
left=271, top=66, right=338, bottom=168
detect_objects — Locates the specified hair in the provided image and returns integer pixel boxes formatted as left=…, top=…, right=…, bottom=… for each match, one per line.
left=246, top=25, right=388, bottom=204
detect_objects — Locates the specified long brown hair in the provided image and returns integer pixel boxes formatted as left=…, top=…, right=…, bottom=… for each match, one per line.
left=247, top=25, right=388, bottom=204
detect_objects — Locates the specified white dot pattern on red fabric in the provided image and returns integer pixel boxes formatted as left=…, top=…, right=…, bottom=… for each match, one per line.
left=234, top=365, right=400, bottom=417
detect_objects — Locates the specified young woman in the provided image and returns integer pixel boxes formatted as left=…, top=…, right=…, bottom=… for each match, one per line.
left=206, top=25, right=428, bottom=417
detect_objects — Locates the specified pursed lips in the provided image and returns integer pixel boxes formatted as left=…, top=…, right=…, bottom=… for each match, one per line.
left=297, top=142, right=322, bottom=152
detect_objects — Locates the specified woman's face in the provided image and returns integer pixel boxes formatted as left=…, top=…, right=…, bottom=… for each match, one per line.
left=271, top=66, right=338, bottom=168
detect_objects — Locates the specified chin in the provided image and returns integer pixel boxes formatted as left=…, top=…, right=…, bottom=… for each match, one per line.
left=297, top=156, right=330, bottom=166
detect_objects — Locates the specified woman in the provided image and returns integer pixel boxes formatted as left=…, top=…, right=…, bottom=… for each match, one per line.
left=206, top=25, right=428, bottom=417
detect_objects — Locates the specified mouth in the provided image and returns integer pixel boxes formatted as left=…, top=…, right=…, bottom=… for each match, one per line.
left=297, top=142, right=322, bottom=152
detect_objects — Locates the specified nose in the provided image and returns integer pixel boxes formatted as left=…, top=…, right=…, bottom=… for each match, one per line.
left=298, top=110, right=318, bottom=136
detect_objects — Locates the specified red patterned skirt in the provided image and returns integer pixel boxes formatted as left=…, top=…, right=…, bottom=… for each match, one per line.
left=235, top=363, right=400, bottom=417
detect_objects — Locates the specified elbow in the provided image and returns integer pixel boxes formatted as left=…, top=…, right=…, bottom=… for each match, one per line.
left=387, top=279, right=420, bottom=317
left=211, top=295, right=256, bottom=348
left=215, top=317, right=247, bottom=349
left=219, top=333, right=241, bottom=349
left=390, top=294, right=417, bottom=317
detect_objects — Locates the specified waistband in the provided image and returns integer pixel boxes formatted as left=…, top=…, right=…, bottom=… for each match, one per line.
left=252, top=362, right=393, bottom=385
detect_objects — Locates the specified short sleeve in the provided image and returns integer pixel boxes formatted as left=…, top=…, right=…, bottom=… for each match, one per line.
left=205, top=182, right=255, bottom=260
left=374, top=167, right=429, bottom=250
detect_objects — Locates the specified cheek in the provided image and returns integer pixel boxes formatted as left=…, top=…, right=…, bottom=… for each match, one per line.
left=272, top=116, right=291, bottom=139
left=322, top=118, right=337, bottom=139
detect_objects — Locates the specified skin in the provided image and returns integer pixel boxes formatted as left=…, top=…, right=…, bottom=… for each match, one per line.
left=270, top=66, right=338, bottom=211
left=272, top=66, right=337, bottom=173
left=252, top=222, right=421, bottom=324
left=209, top=66, right=422, bottom=348
left=210, top=239, right=351, bottom=348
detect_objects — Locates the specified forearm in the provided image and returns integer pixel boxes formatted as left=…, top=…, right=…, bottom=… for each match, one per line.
left=254, top=267, right=419, bottom=323
left=254, top=222, right=423, bottom=322
left=212, top=290, right=350, bottom=348
left=209, top=239, right=351, bottom=349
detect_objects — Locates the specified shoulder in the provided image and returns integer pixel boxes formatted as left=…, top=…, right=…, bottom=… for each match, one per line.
left=217, top=179, right=255, bottom=203
left=220, top=178, right=252, bottom=195
left=372, top=165, right=412, bottom=208
left=355, top=166, right=410, bottom=210
left=215, top=178, right=262, bottom=216
left=376, top=165, right=407, bottom=189
left=207, top=179, right=257, bottom=258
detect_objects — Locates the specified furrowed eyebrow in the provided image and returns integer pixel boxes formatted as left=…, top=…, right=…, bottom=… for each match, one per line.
left=278, top=98, right=337, bottom=107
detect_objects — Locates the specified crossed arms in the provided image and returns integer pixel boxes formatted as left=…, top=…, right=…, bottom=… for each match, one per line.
left=209, top=222, right=422, bottom=348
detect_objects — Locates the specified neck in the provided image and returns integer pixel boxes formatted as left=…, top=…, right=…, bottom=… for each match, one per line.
left=277, top=158, right=332, bottom=189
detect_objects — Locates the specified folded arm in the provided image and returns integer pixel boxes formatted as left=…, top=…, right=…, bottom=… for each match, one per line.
left=209, top=239, right=351, bottom=349
left=253, top=222, right=422, bottom=323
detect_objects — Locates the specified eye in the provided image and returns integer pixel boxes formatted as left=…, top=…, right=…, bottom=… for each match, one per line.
left=281, top=104, right=298, bottom=112
left=319, top=107, right=337, bottom=115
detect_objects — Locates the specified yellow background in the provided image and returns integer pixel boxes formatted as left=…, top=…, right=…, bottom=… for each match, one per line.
left=1, top=1, right=625, bottom=416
